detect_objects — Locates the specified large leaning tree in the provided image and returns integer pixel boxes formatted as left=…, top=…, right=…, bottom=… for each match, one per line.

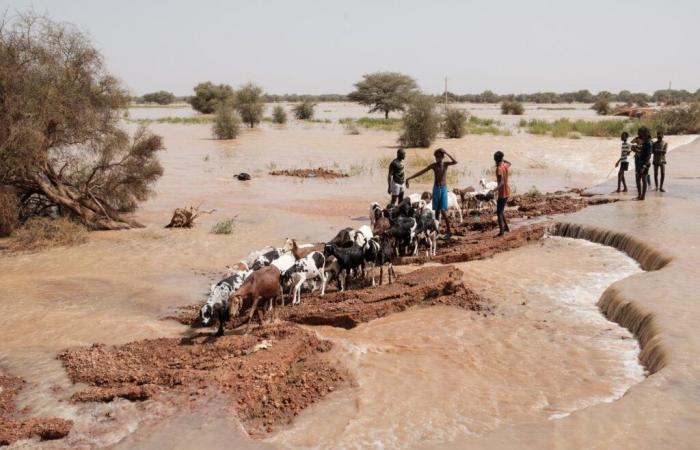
left=348, top=71, right=418, bottom=119
left=0, top=13, right=164, bottom=230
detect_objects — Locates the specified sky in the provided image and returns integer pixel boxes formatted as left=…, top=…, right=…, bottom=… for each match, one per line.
left=3, top=0, right=699, bottom=96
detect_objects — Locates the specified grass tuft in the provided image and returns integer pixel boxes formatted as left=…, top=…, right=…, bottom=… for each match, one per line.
left=210, top=218, right=236, bottom=235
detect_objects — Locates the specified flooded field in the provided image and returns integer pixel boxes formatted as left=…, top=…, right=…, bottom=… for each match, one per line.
left=0, top=103, right=696, bottom=448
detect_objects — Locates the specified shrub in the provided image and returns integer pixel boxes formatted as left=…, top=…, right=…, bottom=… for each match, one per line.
left=650, top=103, right=700, bottom=134
left=443, top=108, right=467, bottom=138
left=524, top=186, right=543, bottom=198
left=398, top=95, right=440, bottom=148
left=501, top=100, right=524, bottom=115
left=0, top=187, right=20, bottom=237
left=141, top=91, right=176, bottom=105
left=235, top=83, right=265, bottom=127
left=293, top=100, right=316, bottom=120
left=10, top=217, right=88, bottom=252
left=592, top=100, right=612, bottom=115
left=189, top=82, right=235, bottom=114
left=212, top=106, right=241, bottom=140
left=210, top=218, right=236, bottom=235
left=272, top=105, right=287, bottom=124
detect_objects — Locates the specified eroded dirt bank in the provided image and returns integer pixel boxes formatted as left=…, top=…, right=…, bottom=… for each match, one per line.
left=0, top=372, right=72, bottom=446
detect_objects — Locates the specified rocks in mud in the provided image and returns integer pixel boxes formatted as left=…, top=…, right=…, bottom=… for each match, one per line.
left=57, top=324, right=348, bottom=437
left=268, top=168, right=349, bottom=179
left=0, top=372, right=73, bottom=446
left=234, top=173, right=252, bottom=181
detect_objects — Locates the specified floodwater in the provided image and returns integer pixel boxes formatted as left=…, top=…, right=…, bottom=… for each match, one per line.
left=0, top=104, right=695, bottom=448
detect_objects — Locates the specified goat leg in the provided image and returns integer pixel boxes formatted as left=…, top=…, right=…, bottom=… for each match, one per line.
left=245, top=297, right=262, bottom=334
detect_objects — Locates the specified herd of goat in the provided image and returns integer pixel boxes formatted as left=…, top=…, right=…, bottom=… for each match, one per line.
left=199, top=179, right=499, bottom=336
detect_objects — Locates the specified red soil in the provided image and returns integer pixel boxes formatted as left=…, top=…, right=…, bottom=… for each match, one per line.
left=0, top=372, right=72, bottom=446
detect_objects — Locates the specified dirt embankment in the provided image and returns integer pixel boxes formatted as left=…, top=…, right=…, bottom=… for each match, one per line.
left=0, top=372, right=72, bottom=446
left=269, top=168, right=348, bottom=179
left=59, top=324, right=347, bottom=437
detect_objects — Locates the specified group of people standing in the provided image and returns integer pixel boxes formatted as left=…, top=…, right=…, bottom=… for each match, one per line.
left=386, top=147, right=511, bottom=239
left=615, top=127, right=668, bottom=200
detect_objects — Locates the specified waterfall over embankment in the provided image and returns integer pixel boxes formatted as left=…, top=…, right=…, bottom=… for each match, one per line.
left=553, top=222, right=673, bottom=373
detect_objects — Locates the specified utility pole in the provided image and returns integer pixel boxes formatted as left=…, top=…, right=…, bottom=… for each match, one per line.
left=444, top=77, right=448, bottom=112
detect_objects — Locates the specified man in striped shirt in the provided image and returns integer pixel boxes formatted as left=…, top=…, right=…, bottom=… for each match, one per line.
left=615, top=131, right=631, bottom=192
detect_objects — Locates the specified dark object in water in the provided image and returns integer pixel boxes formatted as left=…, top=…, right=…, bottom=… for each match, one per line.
left=234, top=173, right=251, bottom=181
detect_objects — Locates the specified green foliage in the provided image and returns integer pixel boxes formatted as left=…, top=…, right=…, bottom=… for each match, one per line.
left=141, top=91, right=176, bottom=105
left=128, top=116, right=214, bottom=125
left=592, top=100, right=612, bottom=115
left=518, top=118, right=627, bottom=138
left=339, top=117, right=402, bottom=131
left=348, top=72, right=419, bottom=119
left=189, top=82, right=235, bottom=114
left=645, top=103, right=700, bottom=134
left=212, top=106, right=241, bottom=140
left=501, top=101, right=524, bottom=115
left=443, top=108, right=467, bottom=138
left=398, top=95, right=440, bottom=148
left=235, top=82, right=265, bottom=128
left=272, top=105, right=287, bottom=124
left=465, top=116, right=509, bottom=135
left=211, top=218, right=236, bottom=235
left=292, top=100, right=316, bottom=120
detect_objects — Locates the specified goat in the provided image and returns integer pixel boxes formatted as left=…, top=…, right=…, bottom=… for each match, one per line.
left=200, top=270, right=252, bottom=330
left=323, top=243, right=365, bottom=291
left=242, top=246, right=275, bottom=268
left=225, top=261, right=249, bottom=276
left=352, top=224, right=374, bottom=249
left=415, top=207, right=438, bottom=257
left=362, top=237, right=381, bottom=286
left=250, top=248, right=286, bottom=271
left=281, top=251, right=326, bottom=305
left=369, top=202, right=384, bottom=228
left=329, top=227, right=355, bottom=248
left=446, top=191, right=464, bottom=223
left=385, top=216, right=417, bottom=256
left=479, top=178, right=498, bottom=191
left=270, top=253, right=295, bottom=273
left=373, top=235, right=397, bottom=285
left=373, top=216, right=392, bottom=236
left=324, top=255, right=341, bottom=286
left=225, top=266, right=282, bottom=335
left=289, top=238, right=324, bottom=260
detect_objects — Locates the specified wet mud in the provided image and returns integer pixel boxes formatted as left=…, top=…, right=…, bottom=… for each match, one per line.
left=0, top=372, right=73, bottom=446
left=58, top=324, right=348, bottom=437
left=268, top=168, right=348, bottom=179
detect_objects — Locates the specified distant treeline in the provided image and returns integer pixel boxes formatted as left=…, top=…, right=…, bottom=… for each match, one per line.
left=132, top=88, right=700, bottom=106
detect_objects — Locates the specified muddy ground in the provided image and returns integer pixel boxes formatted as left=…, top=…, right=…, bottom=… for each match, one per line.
left=0, top=372, right=72, bottom=446
left=268, top=168, right=348, bottom=179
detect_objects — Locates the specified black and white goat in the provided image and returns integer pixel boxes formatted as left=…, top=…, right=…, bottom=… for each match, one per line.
left=323, top=243, right=365, bottom=291
left=415, top=206, right=438, bottom=257
left=281, top=251, right=326, bottom=305
left=385, top=216, right=417, bottom=256
left=199, top=270, right=252, bottom=327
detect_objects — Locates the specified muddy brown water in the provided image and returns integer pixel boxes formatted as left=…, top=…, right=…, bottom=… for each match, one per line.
left=0, top=106, right=695, bottom=448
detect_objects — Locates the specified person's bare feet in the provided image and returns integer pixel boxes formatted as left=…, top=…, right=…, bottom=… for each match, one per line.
left=623, top=188, right=628, bottom=192
left=660, top=188, right=666, bottom=193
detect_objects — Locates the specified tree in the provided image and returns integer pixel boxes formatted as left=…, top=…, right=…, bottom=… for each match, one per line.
left=272, top=105, right=287, bottom=124
left=443, top=108, right=467, bottom=138
left=141, top=90, right=176, bottom=105
left=398, top=95, right=440, bottom=148
left=0, top=13, right=164, bottom=230
left=348, top=72, right=418, bottom=119
left=212, top=106, right=241, bottom=139
left=189, top=82, right=235, bottom=114
left=235, top=83, right=265, bottom=128
left=501, top=101, right=524, bottom=115
left=292, top=100, right=315, bottom=120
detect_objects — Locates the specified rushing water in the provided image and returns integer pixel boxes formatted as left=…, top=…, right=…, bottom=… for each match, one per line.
left=266, top=237, right=644, bottom=449
left=1, top=105, right=688, bottom=448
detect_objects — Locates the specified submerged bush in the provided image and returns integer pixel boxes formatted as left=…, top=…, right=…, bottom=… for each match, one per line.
left=10, top=217, right=88, bottom=252
left=592, top=100, right=612, bottom=115
left=212, top=106, right=241, bottom=139
left=398, top=95, right=440, bottom=148
left=211, top=218, right=236, bottom=235
left=272, top=105, right=287, bottom=124
left=443, top=108, right=467, bottom=138
left=141, top=91, right=176, bottom=105
left=293, top=100, right=316, bottom=120
left=650, top=103, right=700, bottom=134
left=189, top=82, right=235, bottom=114
left=235, top=83, right=265, bottom=128
left=501, top=100, right=524, bottom=115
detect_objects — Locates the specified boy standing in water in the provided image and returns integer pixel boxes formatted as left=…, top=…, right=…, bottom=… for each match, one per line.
left=653, top=131, right=667, bottom=192
left=406, top=148, right=458, bottom=239
left=494, top=151, right=511, bottom=236
left=615, top=131, right=631, bottom=192
left=387, top=148, right=406, bottom=205
left=634, top=127, right=653, bottom=201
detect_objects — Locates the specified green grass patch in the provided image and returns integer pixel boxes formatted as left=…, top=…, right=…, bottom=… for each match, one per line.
left=211, top=218, right=236, bottom=235
left=340, top=117, right=402, bottom=131
left=518, top=118, right=628, bottom=138
left=464, top=116, right=510, bottom=135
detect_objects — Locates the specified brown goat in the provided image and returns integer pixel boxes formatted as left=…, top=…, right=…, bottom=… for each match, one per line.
left=221, top=265, right=281, bottom=335
left=372, top=217, right=392, bottom=236
left=291, top=239, right=324, bottom=260
left=453, top=187, right=476, bottom=209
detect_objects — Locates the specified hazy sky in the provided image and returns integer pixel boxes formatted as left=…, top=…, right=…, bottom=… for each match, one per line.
left=4, top=0, right=699, bottom=96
